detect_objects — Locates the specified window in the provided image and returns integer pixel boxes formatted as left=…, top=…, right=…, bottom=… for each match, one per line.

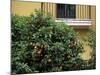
left=56, top=4, right=76, bottom=18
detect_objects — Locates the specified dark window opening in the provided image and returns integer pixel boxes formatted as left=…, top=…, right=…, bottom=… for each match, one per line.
left=56, top=4, right=76, bottom=18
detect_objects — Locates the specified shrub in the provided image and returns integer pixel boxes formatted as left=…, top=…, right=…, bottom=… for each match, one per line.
left=31, top=23, right=83, bottom=72
left=85, top=29, right=96, bottom=69
left=11, top=15, right=32, bottom=74
left=79, top=29, right=96, bottom=70
left=87, top=29, right=96, bottom=50
left=11, top=10, right=86, bottom=74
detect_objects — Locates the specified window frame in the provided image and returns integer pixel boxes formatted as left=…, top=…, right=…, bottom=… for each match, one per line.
left=56, top=4, right=76, bottom=19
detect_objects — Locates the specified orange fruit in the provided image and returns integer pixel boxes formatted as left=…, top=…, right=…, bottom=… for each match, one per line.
left=59, top=66, right=63, bottom=70
left=34, top=46, right=37, bottom=49
left=41, top=45, right=44, bottom=49
left=36, top=42, right=41, bottom=47
left=44, top=44, right=48, bottom=48
left=32, top=43, right=35, bottom=47
left=37, top=51, right=41, bottom=54
left=48, top=59, right=52, bottom=62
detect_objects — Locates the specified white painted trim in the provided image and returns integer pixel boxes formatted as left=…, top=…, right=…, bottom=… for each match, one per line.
left=55, top=19, right=92, bottom=26
left=20, top=0, right=96, bottom=5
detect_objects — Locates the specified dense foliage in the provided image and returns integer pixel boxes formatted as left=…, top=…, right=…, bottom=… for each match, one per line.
left=85, top=29, right=96, bottom=69
left=11, top=10, right=95, bottom=74
left=11, top=15, right=32, bottom=74
left=87, top=29, right=96, bottom=50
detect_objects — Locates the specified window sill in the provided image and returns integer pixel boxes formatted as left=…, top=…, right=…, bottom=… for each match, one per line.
left=55, top=18, right=92, bottom=27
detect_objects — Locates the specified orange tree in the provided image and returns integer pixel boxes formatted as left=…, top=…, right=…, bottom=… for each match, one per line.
left=11, top=10, right=87, bottom=74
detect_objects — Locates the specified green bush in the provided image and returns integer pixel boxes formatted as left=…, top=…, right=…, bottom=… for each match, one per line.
left=11, top=10, right=89, bottom=74
left=11, top=15, right=32, bottom=74
left=87, top=29, right=96, bottom=50
left=85, top=29, right=96, bottom=69
left=79, top=29, right=96, bottom=70
left=31, top=23, right=84, bottom=72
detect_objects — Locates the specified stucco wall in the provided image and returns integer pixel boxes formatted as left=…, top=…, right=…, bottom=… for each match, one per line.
left=12, top=1, right=96, bottom=28
left=76, top=5, right=90, bottom=19
left=12, top=0, right=41, bottom=16
left=91, top=6, right=96, bottom=29
left=42, top=3, right=56, bottom=18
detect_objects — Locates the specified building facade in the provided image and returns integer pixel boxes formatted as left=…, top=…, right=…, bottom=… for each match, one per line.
left=12, top=0, right=96, bottom=28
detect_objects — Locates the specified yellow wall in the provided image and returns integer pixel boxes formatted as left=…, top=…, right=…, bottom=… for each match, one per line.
left=42, top=3, right=56, bottom=18
left=76, top=5, right=90, bottom=19
left=12, top=1, right=96, bottom=25
left=12, top=0, right=41, bottom=16
left=76, top=5, right=96, bottom=29
left=91, top=6, right=96, bottom=29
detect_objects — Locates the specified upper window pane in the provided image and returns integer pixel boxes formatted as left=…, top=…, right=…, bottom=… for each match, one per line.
left=56, top=4, right=76, bottom=18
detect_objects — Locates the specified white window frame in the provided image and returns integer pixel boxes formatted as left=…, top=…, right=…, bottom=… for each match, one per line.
left=55, top=18, right=92, bottom=26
